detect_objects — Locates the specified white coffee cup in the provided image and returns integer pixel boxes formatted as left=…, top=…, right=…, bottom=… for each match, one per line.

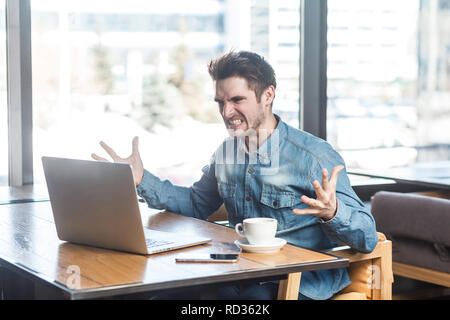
left=235, top=218, right=277, bottom=245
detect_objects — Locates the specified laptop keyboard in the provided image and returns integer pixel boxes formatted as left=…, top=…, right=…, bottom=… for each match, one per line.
left=145, top=238, right=174, bottom=248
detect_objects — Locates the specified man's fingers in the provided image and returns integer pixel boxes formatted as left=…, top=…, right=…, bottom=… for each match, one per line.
left=132, top=136, right=139, bottom=156
left=301, top=195, right=324, bottom=208
left=330, top=165, right=345, bottom=187
left=91, top=153, right=109, bottom=162
left=292, top=208, right=321, bottom=215
left=100, top=141, right=121, bottom=161
left=312, top=180, right=327, bottom=200
left=321, top=168, right=329, bottom=191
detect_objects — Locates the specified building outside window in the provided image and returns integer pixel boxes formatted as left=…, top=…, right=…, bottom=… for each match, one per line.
left=327, top=0, right=450, bottom=170
left=5, top=0, right=449, bottom=187
left=30, top=0, right=299, bottom=186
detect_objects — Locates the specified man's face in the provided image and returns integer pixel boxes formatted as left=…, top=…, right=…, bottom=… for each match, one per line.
left=214, top=76, right=272, bottom=138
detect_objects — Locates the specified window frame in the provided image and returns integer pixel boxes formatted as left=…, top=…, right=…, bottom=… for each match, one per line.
left=6, top=0, right=33, bottom=186
left=299, top=0, right=327, bottom=140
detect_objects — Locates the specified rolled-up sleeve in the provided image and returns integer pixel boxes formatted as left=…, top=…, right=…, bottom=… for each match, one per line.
left=314, top=156, right=378, bottom=253
left=137, top=163, right=223, bottom=220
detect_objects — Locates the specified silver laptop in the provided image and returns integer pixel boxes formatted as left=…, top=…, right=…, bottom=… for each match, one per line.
left=42, top=156, right=211, bottom=255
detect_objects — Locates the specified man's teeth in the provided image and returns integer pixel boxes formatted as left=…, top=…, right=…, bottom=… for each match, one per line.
left=229, top=119, right=242, bottom=125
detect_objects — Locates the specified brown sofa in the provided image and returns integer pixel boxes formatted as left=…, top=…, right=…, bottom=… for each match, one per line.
left=371, top=191, right=450, bottom=287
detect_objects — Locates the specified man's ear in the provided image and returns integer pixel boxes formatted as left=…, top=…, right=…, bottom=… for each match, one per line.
left=263, top=85, right=275, bottom=107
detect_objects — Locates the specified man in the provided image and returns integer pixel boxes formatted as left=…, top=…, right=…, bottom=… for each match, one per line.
left=92, top=51, right=378, bottom=300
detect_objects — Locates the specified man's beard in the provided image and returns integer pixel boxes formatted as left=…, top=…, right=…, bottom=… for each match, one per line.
left=226, top=110, right=266, bottom=139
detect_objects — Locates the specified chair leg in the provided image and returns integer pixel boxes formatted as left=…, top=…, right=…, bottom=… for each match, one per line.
left=277, top=272, right=302, bottom=300
left=372, top=241, right=393, bottom=300
left=380, top=240, right=393, bottom=300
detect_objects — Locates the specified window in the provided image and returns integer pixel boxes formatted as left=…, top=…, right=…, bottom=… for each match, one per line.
left=0, top=0, right=7, bottom=186
left=31, top=0, right=300, bottom=186
left=327, top=0, right=450, bottom=169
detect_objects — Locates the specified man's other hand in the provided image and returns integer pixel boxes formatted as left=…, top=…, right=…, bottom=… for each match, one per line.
left=292, top=165, right=345, bottom=221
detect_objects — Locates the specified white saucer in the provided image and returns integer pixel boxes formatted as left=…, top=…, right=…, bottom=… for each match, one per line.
left=234, top=238, right=287, bottom=254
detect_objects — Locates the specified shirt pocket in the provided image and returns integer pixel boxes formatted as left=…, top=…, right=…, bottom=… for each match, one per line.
left=218, top=182, right=236, bottom=198
left=260, top=189, right=295, bottom=209
left=217, top=182, right=237, bottom=220
left=259, top=184, right=297, bottom=230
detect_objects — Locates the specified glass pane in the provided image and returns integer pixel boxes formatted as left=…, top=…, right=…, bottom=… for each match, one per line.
left=31, top=0, right=300, bottom=186
left=0, top=0, right=7, bottom=186
left=327, top=0, right=450, bottom=169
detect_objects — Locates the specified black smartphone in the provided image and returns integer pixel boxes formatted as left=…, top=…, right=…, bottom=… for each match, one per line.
left=175, top=253, right=240, bottom=263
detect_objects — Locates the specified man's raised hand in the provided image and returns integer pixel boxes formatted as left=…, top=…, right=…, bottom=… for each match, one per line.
left=292, top=165, right=345, bottom=221
left=91, top=136, right=144, bottom=186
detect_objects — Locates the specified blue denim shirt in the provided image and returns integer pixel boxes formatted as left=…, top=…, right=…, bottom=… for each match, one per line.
left=137, top=115, right=378, bottom=300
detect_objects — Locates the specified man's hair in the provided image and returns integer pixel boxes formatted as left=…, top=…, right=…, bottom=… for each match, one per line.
left=208, top=51, right=276, bottom=103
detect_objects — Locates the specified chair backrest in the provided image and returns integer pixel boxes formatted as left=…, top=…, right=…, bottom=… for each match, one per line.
left=207, top=204, right=229, bottom=223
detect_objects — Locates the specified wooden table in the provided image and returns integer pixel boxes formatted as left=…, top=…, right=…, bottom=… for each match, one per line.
left=0, top=184, right=49, bottom=205
left=0, top=201, right=348, bottom=300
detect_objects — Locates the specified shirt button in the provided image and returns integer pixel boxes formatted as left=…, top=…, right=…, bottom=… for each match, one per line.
left=248, top=168, right=255, bottom=174
left=273, top=201, right=278, bottom=207
left=141, top=189, right=146, bottom=194
left=245, top=196, right=251, bottom=201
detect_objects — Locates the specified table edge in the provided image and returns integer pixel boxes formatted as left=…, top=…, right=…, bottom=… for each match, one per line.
left=67, top=256, right=348, bottom=300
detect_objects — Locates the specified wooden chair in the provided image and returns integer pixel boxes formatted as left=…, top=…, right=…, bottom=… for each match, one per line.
left=207, top=204, right=229, bottom=225
left=276, top=232, right=393, bottom=300
left=209, top=205, right=393, bottom=300
left=327, top=232, right=393, bottom=300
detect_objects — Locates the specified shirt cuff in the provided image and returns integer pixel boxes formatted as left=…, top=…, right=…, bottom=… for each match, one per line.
left=319, top=198, right=351, bottom=228
left=136, top=169, right=163, bottom=203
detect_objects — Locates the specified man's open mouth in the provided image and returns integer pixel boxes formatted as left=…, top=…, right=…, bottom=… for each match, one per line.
left=228, top=119, right=242, bottom=126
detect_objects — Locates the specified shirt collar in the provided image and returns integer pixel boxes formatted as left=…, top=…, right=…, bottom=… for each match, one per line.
left=257, top=114, right=285, bottom=165
left=235, top=114, right=285, bottom=166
